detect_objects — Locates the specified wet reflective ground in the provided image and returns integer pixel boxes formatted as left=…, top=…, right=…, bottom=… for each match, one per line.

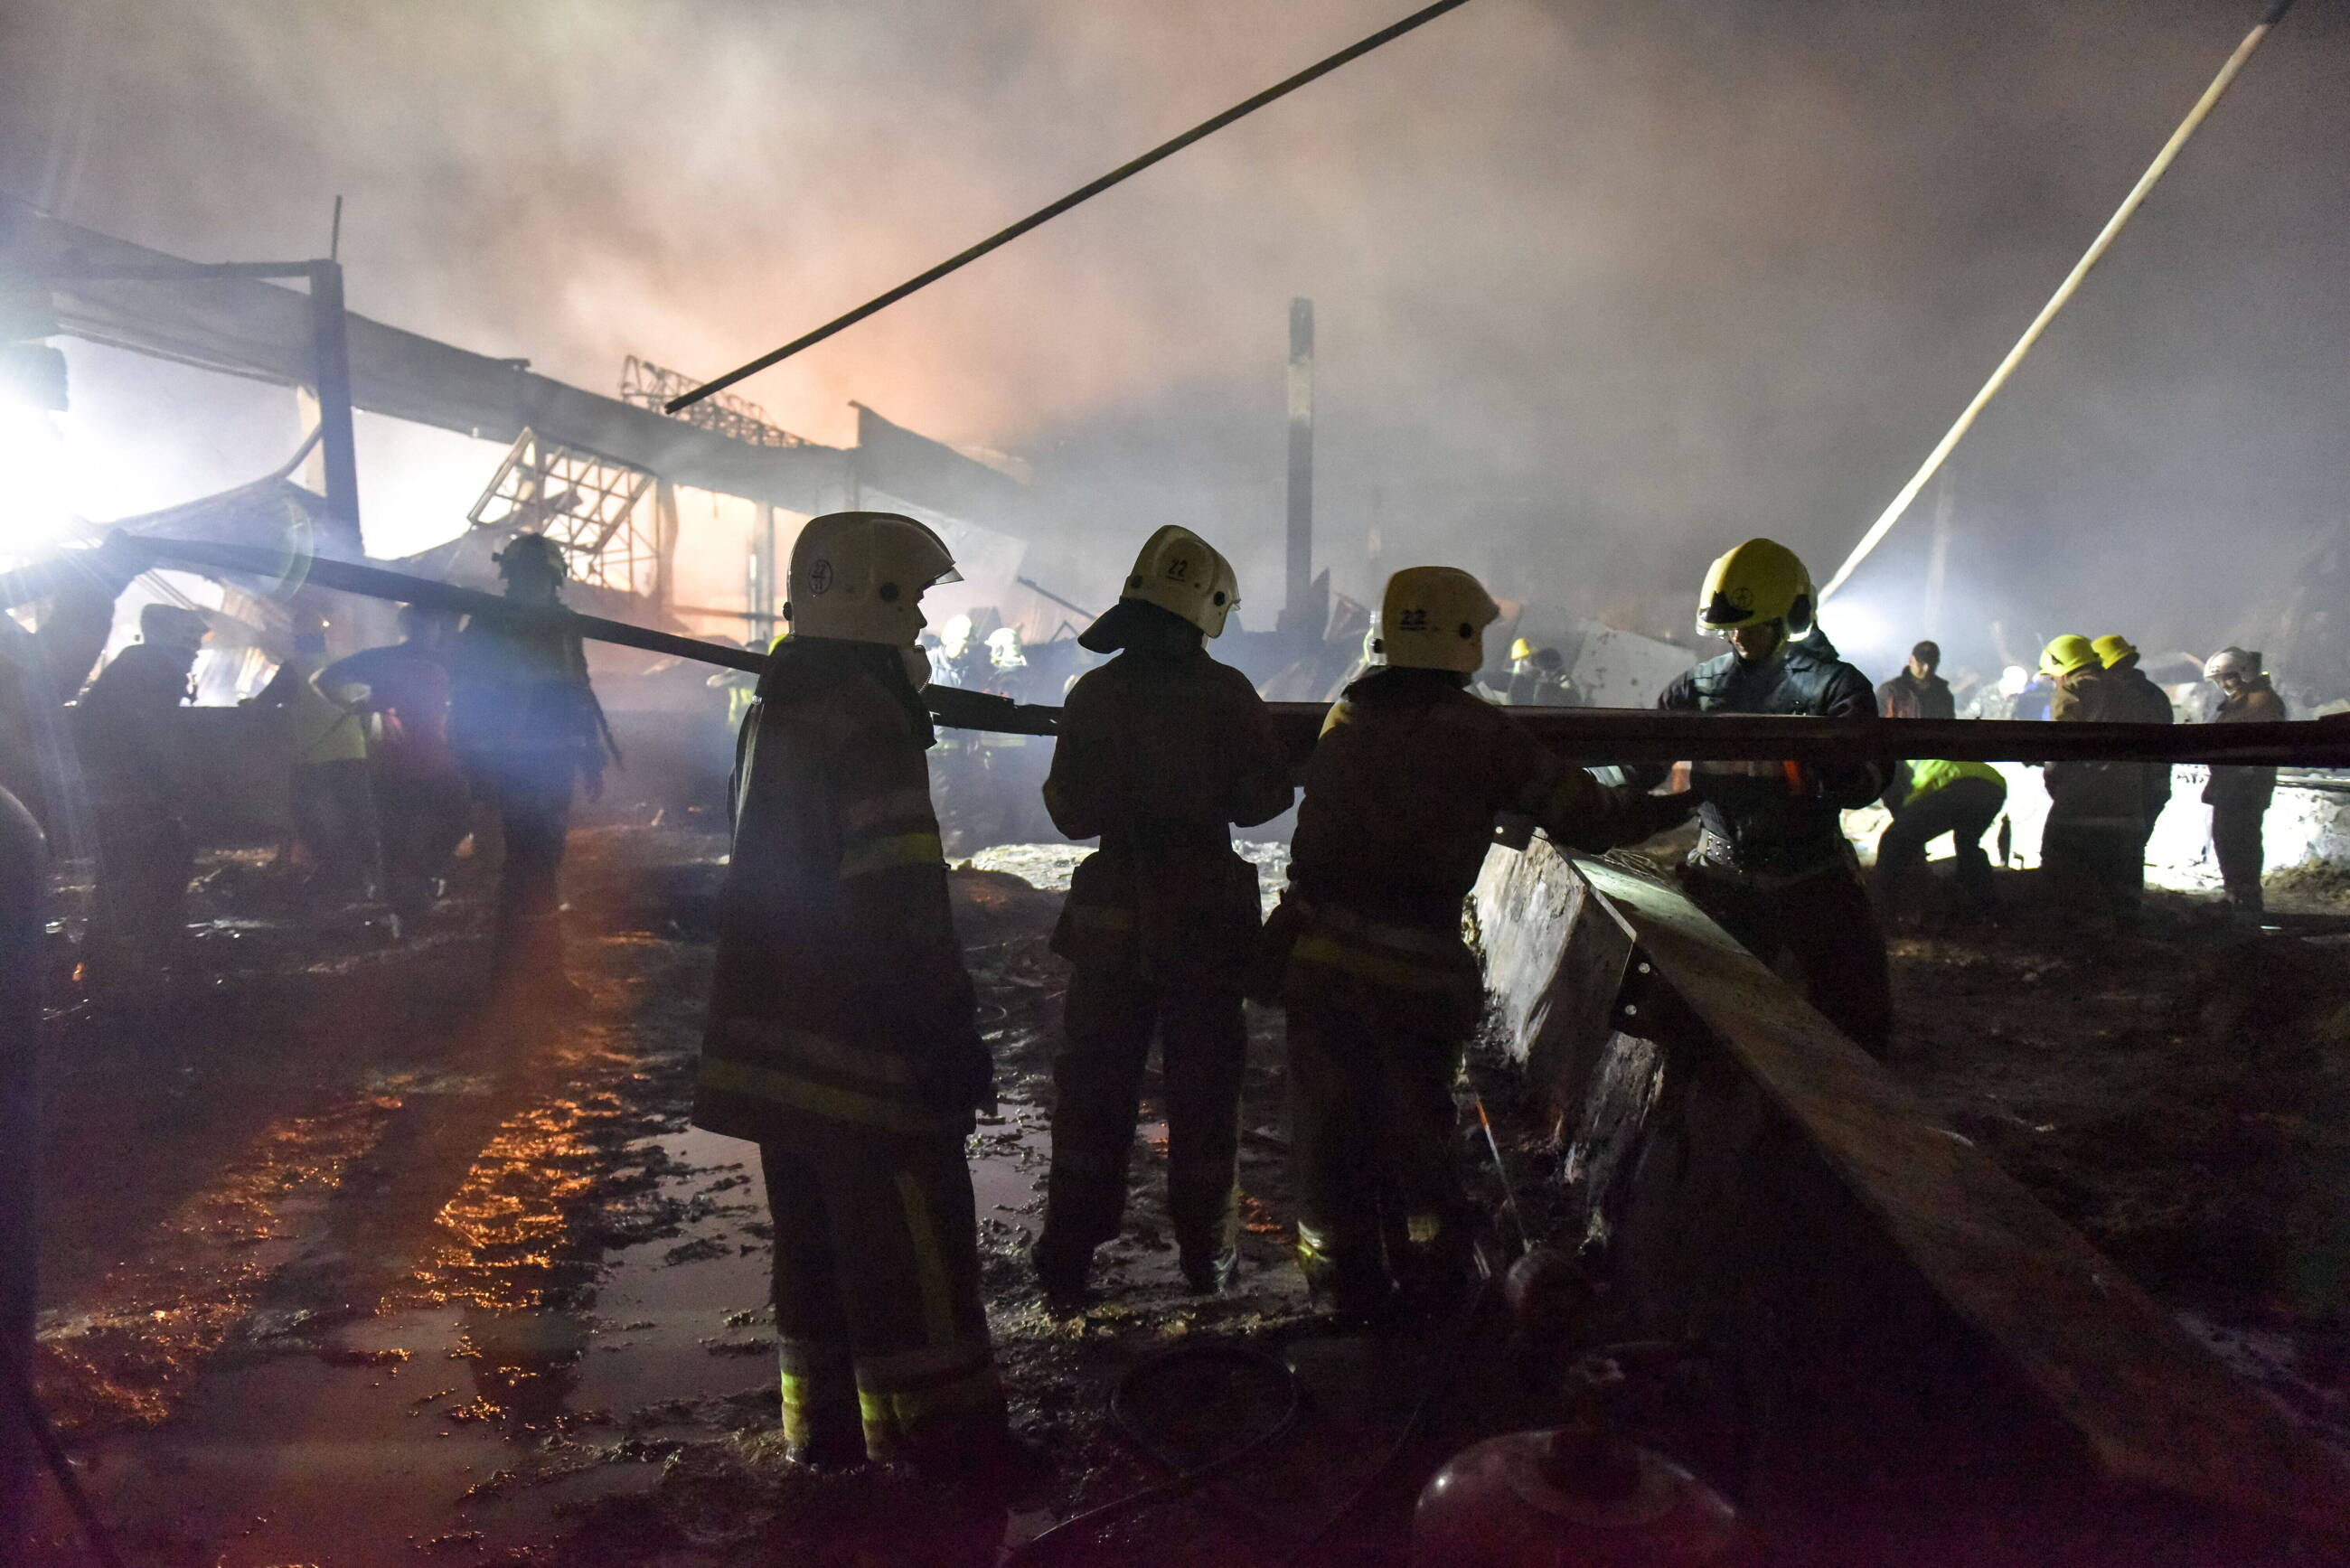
left=26, top=830, right=1513, bottom=1566
left=38, top=830, right=2343, bottom=1563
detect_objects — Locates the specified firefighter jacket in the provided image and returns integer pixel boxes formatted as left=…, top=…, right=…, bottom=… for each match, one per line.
left=2107, top=660, right=2175, bottom=727
left=447, top=615, right=610, bottom=791
left=2045, top=666, right=2145, bottom=828
left=2205, top=677, right=2288, bottom=809
left=1503, top=665, right=1575, bottom=707
left=1272, top=666, right=1687, bottom=1010
left=1044, top=622, right=1292, bottom=990
left=694, top=637, right=982, bottom=1144
left=1638, top=638, right=1884, bottom=882
left=75, top=643, right=196, bottom=812
left=1875, top=670, right=1955, bottom=720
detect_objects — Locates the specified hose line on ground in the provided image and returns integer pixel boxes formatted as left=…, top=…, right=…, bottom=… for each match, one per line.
left=1004, top=1341, right=1302, bottom=1563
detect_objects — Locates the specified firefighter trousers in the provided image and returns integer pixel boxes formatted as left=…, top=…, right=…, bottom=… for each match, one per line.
left=2041, top=818, right=2144, bottom=926
left=1284, top=985, right=1470, bottom=1315
left=760, top=1124, right=1003, bottom=1466
left=1687, top=859, right=1893, bottom=1056
left=2212, top=800, right=2269, bottom=913
left=1039, top=967, right=1245, bottom=1263
left=89, top=804, right=193, bottom=985
left=475, top=764, right=573, bottom=982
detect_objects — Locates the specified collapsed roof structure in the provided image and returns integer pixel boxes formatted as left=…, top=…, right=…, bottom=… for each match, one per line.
left=3, top=196, right=1043, bottom=644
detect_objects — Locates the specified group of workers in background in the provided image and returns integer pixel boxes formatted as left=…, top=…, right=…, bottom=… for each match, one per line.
left=1871, top=628, right=2289, bottom=932
left=55, top=532, right=613, bottom=1006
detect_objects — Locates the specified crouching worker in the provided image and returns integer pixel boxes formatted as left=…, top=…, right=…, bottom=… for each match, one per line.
left=1260, top=567, right=1693, bottom=1319
left=692, top=512, right=1006, bottom=1469
left=1875, top=759, right=2007, bottom=924
left=1032, top=527, right=1292, bottom=1300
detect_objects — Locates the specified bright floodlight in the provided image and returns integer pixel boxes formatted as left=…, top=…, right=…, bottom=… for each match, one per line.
left=0, top=407, right=76, bottom=567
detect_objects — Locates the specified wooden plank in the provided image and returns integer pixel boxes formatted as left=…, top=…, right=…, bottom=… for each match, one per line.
left=1563, top=850, right=2350, bottom=1532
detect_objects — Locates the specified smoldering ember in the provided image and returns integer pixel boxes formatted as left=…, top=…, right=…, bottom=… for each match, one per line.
left=6, top=3, right=2350, bottom=1565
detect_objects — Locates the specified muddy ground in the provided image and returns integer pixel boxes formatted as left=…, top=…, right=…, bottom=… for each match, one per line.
left=18, top=830, right=2350, bottom=1563
left=1885, top=870, right=2350, bottom=1443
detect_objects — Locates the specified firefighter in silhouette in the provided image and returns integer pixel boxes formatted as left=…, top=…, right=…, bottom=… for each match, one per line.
left=448, top=535, right=613, bottom=1004
left=2202, top=646, right=2288, bottom=917
left=328, top=607, right=472, bottom=928
left=1031, top=527, right=1292, bottom=1300
left=78, top=602, right=210, bottom=989
left=693, top=512, right=1005, bottom=1469
left=1638, top=540, right=1892, bottom=1054
left=2094, top=634, right=2176, bottom=891
left=2039, top=634, right=2146, bottom=926
left=1502, top=638, right=1574, bottom=706
left=1262, top=567, right=1692, bottom=1319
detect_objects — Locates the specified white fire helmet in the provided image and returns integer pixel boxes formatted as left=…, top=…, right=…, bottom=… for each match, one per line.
left=1373, top=566, right=1500, bottom=675
left=985, top=626, right=1028, bottom=670
left=1119, top=525, right=1240, bottom=638
left=2203, top=646, right=2261, bottom=682
left=785, top=512, right=960, bottom=645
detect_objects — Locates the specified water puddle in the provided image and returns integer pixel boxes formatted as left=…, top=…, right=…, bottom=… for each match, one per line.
left=51, top=1124, right=777, bottom=1565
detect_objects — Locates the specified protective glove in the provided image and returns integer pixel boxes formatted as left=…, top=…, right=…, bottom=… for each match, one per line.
left=1640, top=789, right=1700, bottom=838
left=913, top=1024, right=997, bottom=1127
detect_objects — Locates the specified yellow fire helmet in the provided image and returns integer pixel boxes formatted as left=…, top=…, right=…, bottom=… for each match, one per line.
left=1375, top=566, right=1500, bottom=674
left=785, top=512, right=960, bottom=645
left=1696, top=538, right=1814, bottom=639
left=2092, top=634, right=2138, bottom=668
left=2040, top=634, right=2100, bottom=679
left=1117, top=524, right=1240, bottom=638
left=1509, top=636, right=1537, bottom=663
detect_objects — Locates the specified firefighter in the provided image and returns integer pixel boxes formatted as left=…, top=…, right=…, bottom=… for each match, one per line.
left=1502, top=638, right=1574, bottom=706
left=982, top=626, right=1029, bottom=696
left=2202, top=646, right=2288, bottom=917
left=1032, top=527, right=1292, bottom=1300
left=1263, top=567, right=1691, bottom=1319
left=258, top=617, right=382, bottom=905
left=1640, top=540, right=1892, bottom=1054
left=692, top=512, right=1005, bottom=1470
left=2038, top=634, right=2145, bottom=925
left=327, top=607, right=472, bottom=927
left=2093, top=634, right=2176, bottom=878
left=447, top=535, right=614, bottom=1004
left=931, top=615, right=983, bottom=690
left=77, top=601, right=209, bottom=990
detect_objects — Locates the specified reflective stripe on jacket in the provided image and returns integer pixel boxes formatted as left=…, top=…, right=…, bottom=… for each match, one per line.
left=1270, top=666, right=1675, bottom=1016
left=694, top=637, right=974, bottom=1145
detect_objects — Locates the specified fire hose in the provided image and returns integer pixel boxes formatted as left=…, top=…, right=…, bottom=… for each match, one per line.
left=1008, top=1096, right=1531, bottom=1563
left=114, top=534, right=2350, bottom=770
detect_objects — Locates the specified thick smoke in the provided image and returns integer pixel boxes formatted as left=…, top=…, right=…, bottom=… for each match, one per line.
left=5, top=0, right=2347, bottom=682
